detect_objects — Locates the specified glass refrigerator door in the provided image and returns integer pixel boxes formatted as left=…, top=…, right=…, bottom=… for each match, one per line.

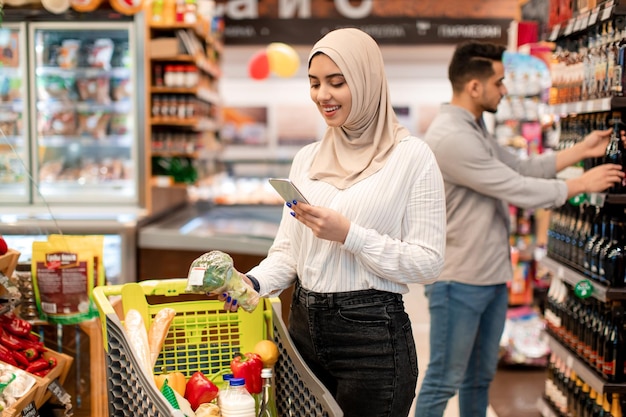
left=29, top=22, right=138, bottom=204
left=0, top=23, right=29, bottom=203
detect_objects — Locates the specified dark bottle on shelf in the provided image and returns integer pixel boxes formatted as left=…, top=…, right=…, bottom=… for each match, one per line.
left=599, top=212, right=626, bottom=287
left=580, top=299, right=593, bottom=361
left=574, top=299, right=591, bottom=358
left=588, top=300, right=602, bottom=368
left=602, top=303, right=624, bottom=382
left=592, top=389, right=606, bottom=417
left=579, top=382, right=591, bottom=417
left=611, top=392, right=623, bottom=417
left=567, top=369, right=578, bottom=416
left=585, top=207, right=604, bottom=277
left=571, top=205, right=586, bottom=270
left=600, top=392, right=611, bottom=417
left=570, top=292, right=582, bottom=350
left=576, top=206, right=594, bottom=271
left=591, top=113, right=611, bottom=169
left=590, top=211, right=610, bottom=281
left=596, top=303, right=610, bottom=374
left=586, top=389, right=599, bottom=417
left=604, top=112, right=625, bottom=194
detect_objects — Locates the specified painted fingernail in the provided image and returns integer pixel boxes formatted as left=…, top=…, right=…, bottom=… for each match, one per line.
left=292, top=200, right=298, bottom=205
left=222, top=293, right=228, bottom=298
left=232, top=299, right=238, bottom=306
left=286, top=202, right=292, bottom=208
left=290, top=211, right=295, bottom=217
left=227, top=296, right=232, bottom=302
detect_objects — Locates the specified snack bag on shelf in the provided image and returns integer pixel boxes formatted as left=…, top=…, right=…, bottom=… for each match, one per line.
left=31, top=235, right=104, bottom=324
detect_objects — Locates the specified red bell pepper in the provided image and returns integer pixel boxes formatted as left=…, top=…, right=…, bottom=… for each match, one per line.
left=183, top=371, right=219, bottom=411
left=0, top=342, right=17, bottom=366
left=0, top=330, right=26, bottom=351
left=25, top=357, right=51, bottom=373
left=22, top=348, right=40, bottom=361
left=12, top=350, right=29, bottom=368
left=0, top=313, right=32, bottom=337
left=230, top=352, right=263, bottom=394
left=47, top=356, right=58, bottom=369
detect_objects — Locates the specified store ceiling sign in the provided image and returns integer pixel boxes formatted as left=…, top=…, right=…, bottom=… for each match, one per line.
left=219, top=0, right=513, bottom=45
left=223, top=17, right=511, bottom=45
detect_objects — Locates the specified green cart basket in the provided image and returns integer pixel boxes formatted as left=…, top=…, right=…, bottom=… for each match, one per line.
left=93, top=278, right=343, bottom=417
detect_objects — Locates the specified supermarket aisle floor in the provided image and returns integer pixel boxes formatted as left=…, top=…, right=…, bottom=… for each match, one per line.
left=406, top=283, right=544, bottom=417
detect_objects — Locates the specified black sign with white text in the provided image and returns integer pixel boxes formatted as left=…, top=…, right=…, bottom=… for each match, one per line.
left=223, top=17, right=511, bottom=45
left=20, top=402, right=39, bottom=417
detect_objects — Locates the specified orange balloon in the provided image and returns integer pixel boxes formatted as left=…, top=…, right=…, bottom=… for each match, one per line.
left=266, top=42, right=300, bottom=78
left=248, top=49, right=270, bottom=80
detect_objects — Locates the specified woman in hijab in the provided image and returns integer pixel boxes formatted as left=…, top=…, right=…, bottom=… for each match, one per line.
left=225, top=27, right=446, bottom=416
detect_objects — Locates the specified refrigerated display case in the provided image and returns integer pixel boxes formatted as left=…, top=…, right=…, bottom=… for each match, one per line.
left=29, top=21, right=140, bottom=205
left=0, top=14, right=147, bottom=285
left=0, top=23, right=29, bottom=204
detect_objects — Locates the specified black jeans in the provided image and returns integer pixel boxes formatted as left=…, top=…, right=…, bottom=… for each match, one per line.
left=288, top=282, right=418, bottom=417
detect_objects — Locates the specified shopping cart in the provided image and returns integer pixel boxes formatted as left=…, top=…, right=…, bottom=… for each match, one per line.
left=93, top=279, right=343, bottom=417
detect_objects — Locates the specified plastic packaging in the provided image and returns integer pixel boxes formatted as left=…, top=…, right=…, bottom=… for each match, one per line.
left=217, top=373, right=233, bottom=408
left=219, top=377, right=256, bottom=417
left=185, top=251, right=259, bottom=312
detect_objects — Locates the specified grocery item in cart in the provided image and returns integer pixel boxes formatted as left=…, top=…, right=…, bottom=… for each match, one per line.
left=185, top=251, right=260, bottom=312
left=124, top=309, right=152, bottom=377
left=148, top=307, right=176, bottom=368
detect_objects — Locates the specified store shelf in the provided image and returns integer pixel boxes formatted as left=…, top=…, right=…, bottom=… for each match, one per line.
left=541, top=256, right=626, bottom=302
left=151, top=86, right=220, bottom=104
left=549, top=96, right=626, bottom=116
left=548, top=0, right=626, bottom=40
left=35, top=66, right=132, bottom=78
left=537, top=397, right=560, bottom=417
left=547, top=333, right=626, bottom=395
left=150, top=55, right=195, bottom=62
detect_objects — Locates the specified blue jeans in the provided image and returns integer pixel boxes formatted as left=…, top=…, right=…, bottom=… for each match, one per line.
left=414, top=281, right=508, bottom=417
left=289, top=282, right=418, bottom=417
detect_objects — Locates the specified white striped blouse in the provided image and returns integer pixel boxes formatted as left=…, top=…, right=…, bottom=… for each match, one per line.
left=247, top=135, right=446, bottom=296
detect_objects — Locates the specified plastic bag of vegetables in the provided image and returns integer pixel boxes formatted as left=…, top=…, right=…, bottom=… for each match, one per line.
left=185, top=251, right=259, bottom=312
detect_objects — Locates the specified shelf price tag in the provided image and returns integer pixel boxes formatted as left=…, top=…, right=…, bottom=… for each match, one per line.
left=574, top=14, right=587, bottom=32
left=47, top=379, right=73, bottom=417
left=549, top=24, right=561, bottom=41
left=601, top=0, right=614, bottom=21
left=564, top=19, right=575, bottom=36
left=589, top=6, right=600, bottom=26
left=20, top=402, right=39, bottom=417
left=574, top=279, right=594, bottom=299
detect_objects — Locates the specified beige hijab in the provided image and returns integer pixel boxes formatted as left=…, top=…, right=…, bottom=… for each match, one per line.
left=307, top=28, right=410, bottom=190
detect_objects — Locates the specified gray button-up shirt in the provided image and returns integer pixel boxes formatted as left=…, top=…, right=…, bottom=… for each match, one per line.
left=424, top=104, right=568, bottom=285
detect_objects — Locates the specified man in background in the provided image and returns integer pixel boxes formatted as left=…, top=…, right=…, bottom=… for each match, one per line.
left=414, top=41, right=624, bottom=417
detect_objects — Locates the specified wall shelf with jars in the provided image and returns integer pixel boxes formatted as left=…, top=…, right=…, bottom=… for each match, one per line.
left=143, top=7, right=224, bottom=214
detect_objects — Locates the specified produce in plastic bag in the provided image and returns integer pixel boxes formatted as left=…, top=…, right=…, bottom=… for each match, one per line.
left=185, top=251, right=259, bottom=312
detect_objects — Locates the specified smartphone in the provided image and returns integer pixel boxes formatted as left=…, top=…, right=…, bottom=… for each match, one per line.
left=268, top=178, right=310, bottom=204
